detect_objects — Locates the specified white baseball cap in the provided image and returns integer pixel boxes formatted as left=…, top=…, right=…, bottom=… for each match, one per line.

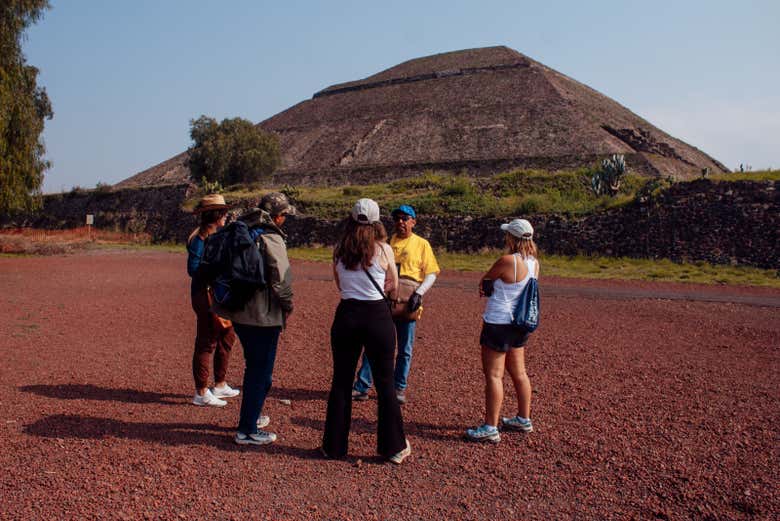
left=351, top=198, right=380, bottom=224
left=500, top=218, right=534, bottom=239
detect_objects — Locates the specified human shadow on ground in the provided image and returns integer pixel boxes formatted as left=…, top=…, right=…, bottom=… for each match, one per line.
left=19, top=384, right=186, bottom=405
left=267, top=386, right=328, bottom=402
left=291, top=415, right=462, bottom=442
left=23, top=414, right=318, bottom=460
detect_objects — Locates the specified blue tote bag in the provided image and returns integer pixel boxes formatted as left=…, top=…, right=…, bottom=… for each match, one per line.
left=512, top=276, right=540, bottom=333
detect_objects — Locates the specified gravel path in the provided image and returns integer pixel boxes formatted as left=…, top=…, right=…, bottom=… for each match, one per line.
left=1, top=251, right=777, bottom=520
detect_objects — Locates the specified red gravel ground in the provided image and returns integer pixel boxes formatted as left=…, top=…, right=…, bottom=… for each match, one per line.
left=1, top=251, right=778, bottom=520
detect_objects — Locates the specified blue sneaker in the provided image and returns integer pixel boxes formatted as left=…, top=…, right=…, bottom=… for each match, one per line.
left=465, top=424, right=500, bottom=443
left=501, top=416, right=533, bottom=432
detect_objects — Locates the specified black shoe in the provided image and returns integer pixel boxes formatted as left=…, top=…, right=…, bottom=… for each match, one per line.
left=351, top=390, right=369, bottom=401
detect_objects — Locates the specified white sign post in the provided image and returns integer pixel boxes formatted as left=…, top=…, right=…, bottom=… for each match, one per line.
left=86, top=214, right=94, bottom=239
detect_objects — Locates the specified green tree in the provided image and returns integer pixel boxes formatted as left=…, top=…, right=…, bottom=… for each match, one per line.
left=187, top=115, right=281, bottom=187
left=0, top=0, right=53, bottom=213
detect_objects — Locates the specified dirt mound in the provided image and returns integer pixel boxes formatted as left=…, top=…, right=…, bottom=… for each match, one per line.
left=1, top=252, right=777, bottom=519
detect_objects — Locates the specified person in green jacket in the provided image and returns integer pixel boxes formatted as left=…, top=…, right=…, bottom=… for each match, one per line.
left=214, top=192, right=295, bottom=446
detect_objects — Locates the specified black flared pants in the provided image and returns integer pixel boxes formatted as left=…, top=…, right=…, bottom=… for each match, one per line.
left=323, top=299, right=405, bottom=458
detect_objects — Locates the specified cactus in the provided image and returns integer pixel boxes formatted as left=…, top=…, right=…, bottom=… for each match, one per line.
left=199, top=176, right=223, bottom=194
left=591, top=154, right=627, bottom=196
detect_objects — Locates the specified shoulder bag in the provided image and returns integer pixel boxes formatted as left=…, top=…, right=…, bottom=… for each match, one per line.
left=511, top=257, right=540, bottom=332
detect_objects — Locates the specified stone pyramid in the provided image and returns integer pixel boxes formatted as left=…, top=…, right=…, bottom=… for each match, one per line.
left=116, top=46, right=726, bottom=189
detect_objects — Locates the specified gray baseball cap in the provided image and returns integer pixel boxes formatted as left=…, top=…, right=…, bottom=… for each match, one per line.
left=260, top=192, right=296, bottom=216
left=500, top=218, right=534, bottom=239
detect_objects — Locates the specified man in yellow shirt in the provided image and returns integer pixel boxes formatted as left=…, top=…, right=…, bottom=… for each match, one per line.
left=352, top=204, right=440, bottom=404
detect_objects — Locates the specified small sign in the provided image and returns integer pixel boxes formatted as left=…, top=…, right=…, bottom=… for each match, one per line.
left=86, top=214, right=94, bottom=225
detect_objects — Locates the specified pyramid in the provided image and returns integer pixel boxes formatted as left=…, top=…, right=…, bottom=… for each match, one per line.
left=116, top=46, right=726, bottom=189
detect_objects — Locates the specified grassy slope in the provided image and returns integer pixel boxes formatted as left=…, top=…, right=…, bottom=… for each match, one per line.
left=215, top=168, right=648, bottom=218
left=210, top=169, right=778, bottom=220
left=289, top=247, right=780, bottom=288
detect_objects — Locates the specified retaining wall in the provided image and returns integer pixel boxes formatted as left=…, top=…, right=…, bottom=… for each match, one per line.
left=3, top=180, right=777, bottom=269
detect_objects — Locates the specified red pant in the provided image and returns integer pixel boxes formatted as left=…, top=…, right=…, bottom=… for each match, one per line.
left=191, top=288, right=237, bottom=389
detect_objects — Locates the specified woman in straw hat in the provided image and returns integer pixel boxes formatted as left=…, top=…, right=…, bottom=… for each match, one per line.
left=187, top=194, right=240, bottom=407
left=466, top=218, right=539, bottom=443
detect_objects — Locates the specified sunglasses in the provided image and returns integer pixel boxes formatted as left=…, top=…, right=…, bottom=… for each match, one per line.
left=393, top=214, right=412, bottom=222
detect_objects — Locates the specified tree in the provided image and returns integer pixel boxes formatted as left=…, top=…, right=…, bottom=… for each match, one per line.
left=0, top=0, right=53, bottom=213
left=187, top=115, right=281, bottom=187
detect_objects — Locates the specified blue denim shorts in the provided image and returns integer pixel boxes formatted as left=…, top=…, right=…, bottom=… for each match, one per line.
left=479, top=322, right=530, bottom=352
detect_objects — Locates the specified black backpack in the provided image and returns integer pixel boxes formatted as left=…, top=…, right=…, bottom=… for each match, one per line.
left=199, top=221, right=267, bottom=310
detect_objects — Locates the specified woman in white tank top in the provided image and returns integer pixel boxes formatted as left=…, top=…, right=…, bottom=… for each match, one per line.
left=323, top=199, right=411, bottom=464
left=466, top=219, right=540, bottom=443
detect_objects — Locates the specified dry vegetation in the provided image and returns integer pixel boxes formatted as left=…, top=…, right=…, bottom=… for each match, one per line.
left=0, top=227, right=151, bottom=255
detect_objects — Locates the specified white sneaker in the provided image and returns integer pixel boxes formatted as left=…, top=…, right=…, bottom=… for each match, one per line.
left=388, top=439, right=411, bottom=464
left=465, top=424, right=501, bottom=443
left=212, top=384, right=240, bottom=399
left=257, top=415, right=270, bottom=429
left=501, top=415, right=533, bottom=433
left=192, top=389, right=227, bottom=407
left=235, top=431, right=277, bottom=446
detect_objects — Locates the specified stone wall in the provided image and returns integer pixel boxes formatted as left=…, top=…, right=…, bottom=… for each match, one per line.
left=403, top=180, right=778, bottom=269
left=3, top=180, right=777, bottom=269
left=1, top=185, right=194, bottom=242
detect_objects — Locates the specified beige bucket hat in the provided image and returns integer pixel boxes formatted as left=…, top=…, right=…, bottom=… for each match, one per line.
left=193, top=193, right=232, bottom=213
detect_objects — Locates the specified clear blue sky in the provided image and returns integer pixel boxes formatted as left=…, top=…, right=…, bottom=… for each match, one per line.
left=23, top=0, right=779, bottom=192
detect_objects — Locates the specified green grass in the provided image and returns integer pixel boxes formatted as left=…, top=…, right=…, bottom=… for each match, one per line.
left=708, top=169, right=779, bottom=183
left=288, top=246, right=334, bottom=263
left=209, top=168, right=652, bottom=219
left=288, top=246, right=780, bottom=288
left=196, top=168, right=779, bottom=220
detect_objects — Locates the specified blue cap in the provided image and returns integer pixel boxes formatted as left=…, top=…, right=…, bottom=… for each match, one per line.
left=391, top=204, right=416, bottom=219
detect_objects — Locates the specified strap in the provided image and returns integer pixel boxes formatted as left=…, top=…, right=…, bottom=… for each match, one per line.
left=363, top=267, right=391, bottom=305
left=513, top=254, right=518, bottom=283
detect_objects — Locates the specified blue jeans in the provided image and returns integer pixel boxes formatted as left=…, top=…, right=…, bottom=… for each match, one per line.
left=354, top=320, right=416, bottom=393
left=233, top=323, right=281, bottom=435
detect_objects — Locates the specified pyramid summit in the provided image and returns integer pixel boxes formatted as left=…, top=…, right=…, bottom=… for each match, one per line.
left=116, top=46, right=726, bottom=189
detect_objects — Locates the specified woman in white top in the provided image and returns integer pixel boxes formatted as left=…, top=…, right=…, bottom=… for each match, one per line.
left=466, top=219, right=539, bottom=443
left=322, top=199, right=411, bottom=464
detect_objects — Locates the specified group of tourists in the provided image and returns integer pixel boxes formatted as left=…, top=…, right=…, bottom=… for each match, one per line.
left=186, top=191, right=539, bottom=464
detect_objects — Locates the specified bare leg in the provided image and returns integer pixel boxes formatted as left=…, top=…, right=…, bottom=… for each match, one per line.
left=481, top=346, right=506, bottom=426
left=505, top=347, right=531, bottom=419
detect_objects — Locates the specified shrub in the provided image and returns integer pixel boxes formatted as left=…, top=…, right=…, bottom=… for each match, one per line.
left=440, top=176, right=475, bottom=197
left=281, top=184, right=301, bottom=202
left=515, top=195, right=544, bottom=214
left=94, top=182, right=112, bottom=194
left=389, top=171, right=445, bottom=191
